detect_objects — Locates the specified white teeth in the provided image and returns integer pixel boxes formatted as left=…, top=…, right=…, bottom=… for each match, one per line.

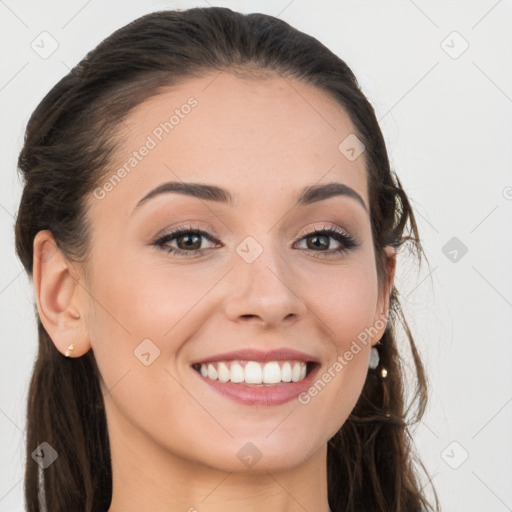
left=281, top=361, right=292, bottom=382
left=230, top=362, right=245, bottom=383
left=291, top=362, right=302, bottom=382
left=196, top=360, right=309, bottom=385
left=207, top=363, right=217, bottom=380
left=217, top=362, right=230, bottom=382
left=263, top=361, right=281, bottom=384
left=245, top=361, right=263, bottom=384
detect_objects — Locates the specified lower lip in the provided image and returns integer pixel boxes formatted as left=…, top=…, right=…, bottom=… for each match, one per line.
left=192, top=364, right=320, bottom=406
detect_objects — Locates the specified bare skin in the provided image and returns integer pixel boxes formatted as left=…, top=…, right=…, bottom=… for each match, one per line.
left=33, top=72, right=395, bottom=512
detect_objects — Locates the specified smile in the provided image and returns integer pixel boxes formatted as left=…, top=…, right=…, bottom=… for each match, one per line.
left=190, top=347, right=321, bottom=405
left=192, top=360, right=310, bottom=385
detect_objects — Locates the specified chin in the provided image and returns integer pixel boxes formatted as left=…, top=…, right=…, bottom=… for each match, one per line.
left=181, top=431, right=325, bottom=474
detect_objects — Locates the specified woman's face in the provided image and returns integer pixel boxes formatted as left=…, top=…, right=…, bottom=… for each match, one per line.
left=79, top=72, right=393, bottom=473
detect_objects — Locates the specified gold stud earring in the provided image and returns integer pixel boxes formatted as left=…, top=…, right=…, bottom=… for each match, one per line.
left=65, top=343, right=76, bottom=358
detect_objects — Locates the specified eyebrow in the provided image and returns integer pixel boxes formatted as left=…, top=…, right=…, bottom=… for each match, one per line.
left=133, top=181, right=367, bottom=213
left=296, top=182, right=367, bottom=211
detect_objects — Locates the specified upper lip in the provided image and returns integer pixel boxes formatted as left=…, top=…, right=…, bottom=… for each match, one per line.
left=190, top=348, right=320, bottom=366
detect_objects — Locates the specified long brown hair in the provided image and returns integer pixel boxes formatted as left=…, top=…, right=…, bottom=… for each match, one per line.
left=15, top=7, right=439, bottom=511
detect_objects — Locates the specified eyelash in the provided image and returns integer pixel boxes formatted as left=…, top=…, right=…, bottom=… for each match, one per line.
left=152, top=224, right=358, bottom=259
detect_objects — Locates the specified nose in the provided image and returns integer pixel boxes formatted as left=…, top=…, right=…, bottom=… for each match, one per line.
left=223, top=238, right=307, bottom=329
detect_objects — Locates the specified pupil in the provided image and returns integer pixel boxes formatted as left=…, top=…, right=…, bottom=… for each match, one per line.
left=180, top=234, right=200, bottom=250
left=309, top=234, right=328, bottom=250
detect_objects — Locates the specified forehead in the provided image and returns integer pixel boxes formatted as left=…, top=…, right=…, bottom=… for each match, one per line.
left=94, top=72, right=368, bottom=213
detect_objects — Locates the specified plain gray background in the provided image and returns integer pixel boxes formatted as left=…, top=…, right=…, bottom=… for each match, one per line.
left=1, top=1, right=511, bottom=510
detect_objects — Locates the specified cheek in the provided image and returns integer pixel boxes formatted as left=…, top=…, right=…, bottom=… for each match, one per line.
left=85, top=248, right=226, bottom=385
left=297, top=254, right=380, bottom=342
left=292, top=257, right=379, bottom=432
left=87, top=243, right=213, bottom=336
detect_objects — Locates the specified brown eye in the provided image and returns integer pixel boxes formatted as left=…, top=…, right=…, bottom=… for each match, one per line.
left=175, top=232, right=202, bottom=251
left=154, top=227, right=220, bottom=257
left=304, top=233, right=332, bottom=251
left=294, top=226, right=358, bottom=257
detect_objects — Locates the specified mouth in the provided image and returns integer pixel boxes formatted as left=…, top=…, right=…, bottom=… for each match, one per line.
left=190, top=357, right=321, bottom=406
left=191, top=359, right=319, bottom=386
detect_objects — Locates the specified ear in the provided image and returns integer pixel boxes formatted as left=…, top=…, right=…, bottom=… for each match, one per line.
left=33, top=230, right=91, bottom=357
left=371, top=245, right=396, bottom=346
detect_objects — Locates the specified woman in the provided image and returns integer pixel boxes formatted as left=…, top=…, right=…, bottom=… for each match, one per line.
left=15, top=7, right=439, bottom=511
